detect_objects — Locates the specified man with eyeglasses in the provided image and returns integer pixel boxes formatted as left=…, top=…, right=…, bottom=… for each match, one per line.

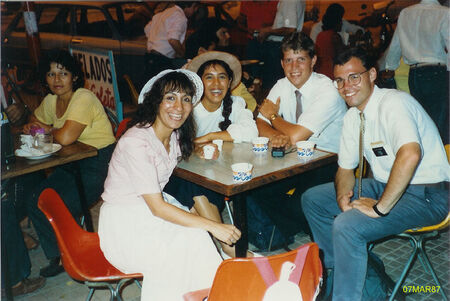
left=302, top=47, right=449, bottom=300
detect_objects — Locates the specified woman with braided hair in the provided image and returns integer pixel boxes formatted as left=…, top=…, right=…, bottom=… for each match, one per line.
left=165, top=51, right=258, bottom=258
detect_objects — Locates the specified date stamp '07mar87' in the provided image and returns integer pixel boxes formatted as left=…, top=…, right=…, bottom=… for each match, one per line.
left=402, top=285, right=441, bottom=294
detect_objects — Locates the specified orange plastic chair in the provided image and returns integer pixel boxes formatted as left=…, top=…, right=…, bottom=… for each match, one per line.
left=183, top=242, right=322, bottom=301
left=115, top=117, right=131, bottom=139
left=38, top=188, right=142, bottom=301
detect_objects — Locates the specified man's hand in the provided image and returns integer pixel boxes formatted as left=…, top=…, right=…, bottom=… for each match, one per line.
left=351, top=197, right=379, bottom=218
left=380, top=70, right=395, bottom=80
left=269, top=133, right=290, bottom=148
left=337, top=190, right=353, bottom=212
left=259, top=97, right=280, bottom=120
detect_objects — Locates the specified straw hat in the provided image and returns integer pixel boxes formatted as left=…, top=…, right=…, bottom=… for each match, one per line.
left=138, top=69, right=203, bottom=105
left=186, top=51, right=242, bottom=90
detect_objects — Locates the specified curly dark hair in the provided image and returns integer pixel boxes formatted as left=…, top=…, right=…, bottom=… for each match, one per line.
left=197, top=59, right=234, bottom=131
left=129, top=72, right=196, bottom=160
left=38, top=49, right=85, bottom=93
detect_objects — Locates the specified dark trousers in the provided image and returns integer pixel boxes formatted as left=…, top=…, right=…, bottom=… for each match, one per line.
left=27, top=143, right=115, bottom=260
left=246, top=39, right=284, bottom=90
left=1, top=174, right=42, bottom=287
left=248, top=162, right=338, bottom=238
left=409, top=65, right=449, bottom=144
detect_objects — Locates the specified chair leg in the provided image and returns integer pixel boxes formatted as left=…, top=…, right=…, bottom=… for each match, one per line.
left=389, top=233, right=419, bottom=301
left=416, top=233, right=448, bottom=301
left=86, top=288, right=95, bottom=301
left=225, top=199, right=234, bottom=225
left=134, top=279, right=142, bottom=289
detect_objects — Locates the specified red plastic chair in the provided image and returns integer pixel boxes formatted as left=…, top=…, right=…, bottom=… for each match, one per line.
left=38, top=188, right=142, bottom=301
left=183, top=242, right=322, bottom=301
left=115, top=117, right=131, bottom=139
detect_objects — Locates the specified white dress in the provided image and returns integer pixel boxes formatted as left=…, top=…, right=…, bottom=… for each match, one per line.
left=98, top=126, right=222, bottom=300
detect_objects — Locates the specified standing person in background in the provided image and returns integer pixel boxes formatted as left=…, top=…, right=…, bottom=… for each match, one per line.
left=144, top=2, right=199, bottom=80
left=99, top=70, right=232, bottom=300
left=246, top=0, right=306, bottom=90
left=380, top=0, right=449, bottom=144
left=315, top=8, right=345, bottom=79
left=310, top=3, right=364, bottom=45
left=302, top=47, right=449, bottom=301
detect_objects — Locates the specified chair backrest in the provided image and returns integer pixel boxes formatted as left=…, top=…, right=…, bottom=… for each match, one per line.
left=37, top=188, right=128, bottom=282
left=115, top=117, right=131, bottom=139
left=207, top=243, right=322, bottom=301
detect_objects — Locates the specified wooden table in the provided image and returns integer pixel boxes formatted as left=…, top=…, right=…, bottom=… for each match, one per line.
left=2, top=141, right=98, bottom=231
left=173, top=142, right=337, bottom=257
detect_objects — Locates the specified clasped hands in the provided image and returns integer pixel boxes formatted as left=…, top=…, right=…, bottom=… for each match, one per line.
left=338, top=190, right=382, bottom=218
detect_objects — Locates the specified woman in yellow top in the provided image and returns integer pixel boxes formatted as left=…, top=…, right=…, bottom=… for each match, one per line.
left=23, top=49, right=116, bottom=278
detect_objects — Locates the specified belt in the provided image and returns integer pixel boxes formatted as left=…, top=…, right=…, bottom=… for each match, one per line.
left=410, top=62, right=444, bottom=69
left=411, top=181, right=448, bottom=189
left=148, top=49, right=165, bottom=56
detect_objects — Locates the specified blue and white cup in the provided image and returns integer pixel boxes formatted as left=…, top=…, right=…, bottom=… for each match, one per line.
left=296, top=141, right=315, bottom=158
left=252, top=137, right=269, bottom=153
left=231, top=163, right=253, bottom=182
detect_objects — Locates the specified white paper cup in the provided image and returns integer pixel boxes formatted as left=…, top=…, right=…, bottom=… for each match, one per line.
left=296, top=141, right=315, bottom=158
left=212, top=139, right=223, bottom=151
left=231, top=162, right=253, bottom=182
left=203, top=144, right=215, bottom=159
left=252, top=137, right=269, bottom=153
left=34, top=134, right=53, bottom=153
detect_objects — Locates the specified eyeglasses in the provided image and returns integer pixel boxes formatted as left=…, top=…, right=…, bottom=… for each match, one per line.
left=333, top=70, right=369, bottom=89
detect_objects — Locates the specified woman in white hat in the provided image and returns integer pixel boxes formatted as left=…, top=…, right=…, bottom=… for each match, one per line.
left=165, top=52, right=258, bottom=258
left=98, top=70, right=240, bottom=300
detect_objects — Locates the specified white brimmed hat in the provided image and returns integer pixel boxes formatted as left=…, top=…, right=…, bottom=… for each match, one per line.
left=186, top=51, right=242, bottom=90
left=138, top=69, right=204, bottom=105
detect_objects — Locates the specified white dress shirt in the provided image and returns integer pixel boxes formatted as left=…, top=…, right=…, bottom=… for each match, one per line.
left=382, top=0, right=449, bottom=70
left=267, top=0, right=305, bottom=42
left=144, top=5, right=187, bottom=58
left=194, top=96, right=258, bottom=143
left=310, top=19, right=364, bottom=45
left=258, top=73, right=347, bottom=153
left=339, top=86, right=450, bottom=184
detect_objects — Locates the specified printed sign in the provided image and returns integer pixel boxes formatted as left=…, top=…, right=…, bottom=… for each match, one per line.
left=70, top=46, right=123, bottom=122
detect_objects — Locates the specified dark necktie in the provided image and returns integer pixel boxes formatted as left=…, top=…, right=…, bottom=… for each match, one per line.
left=295, top=90, right=302, bottom=121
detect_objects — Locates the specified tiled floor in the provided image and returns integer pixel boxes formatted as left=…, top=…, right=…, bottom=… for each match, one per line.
left=14, top=201, right=449, bottom=301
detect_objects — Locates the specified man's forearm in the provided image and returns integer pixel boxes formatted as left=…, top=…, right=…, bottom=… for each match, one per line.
left=168, top=39, right=185, bottom=58
left=335, top=167, right=356, bottom=200
left=271, top=117, right=313, bottom=144
left=256, top=118, right=282, bottom=139
left=376, top=142, right=421, bottom=214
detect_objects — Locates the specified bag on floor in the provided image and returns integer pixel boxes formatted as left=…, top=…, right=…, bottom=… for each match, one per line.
left=246, top=196, right=293, bottom=252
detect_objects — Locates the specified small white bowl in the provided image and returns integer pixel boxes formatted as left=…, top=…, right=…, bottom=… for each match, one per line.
left=231, top=162, right=253, bottom=182
left=296, top=141, right=315, bottom=158
left=252, top=137, right=269, bottom=153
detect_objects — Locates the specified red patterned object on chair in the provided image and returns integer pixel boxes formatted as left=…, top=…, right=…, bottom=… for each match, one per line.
left=183, top=242, right=322, bottom=301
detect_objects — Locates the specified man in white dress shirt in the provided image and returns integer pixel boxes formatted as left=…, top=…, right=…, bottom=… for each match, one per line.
left=257, top=32, right=346, bottom=153
left=249, top=32, right=346, bottom=240
left=143, top=2, right=198, bottom=81
left=380, top=0, right=449, bottom=143
left=302, top=47, right=449, bottom=300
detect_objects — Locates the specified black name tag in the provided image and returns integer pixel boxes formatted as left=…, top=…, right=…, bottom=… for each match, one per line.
left=372, top=146, right=387, bottom=157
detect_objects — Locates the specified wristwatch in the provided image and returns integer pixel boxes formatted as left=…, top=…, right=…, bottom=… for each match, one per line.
left=270, top=113, right=278, bottom=121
